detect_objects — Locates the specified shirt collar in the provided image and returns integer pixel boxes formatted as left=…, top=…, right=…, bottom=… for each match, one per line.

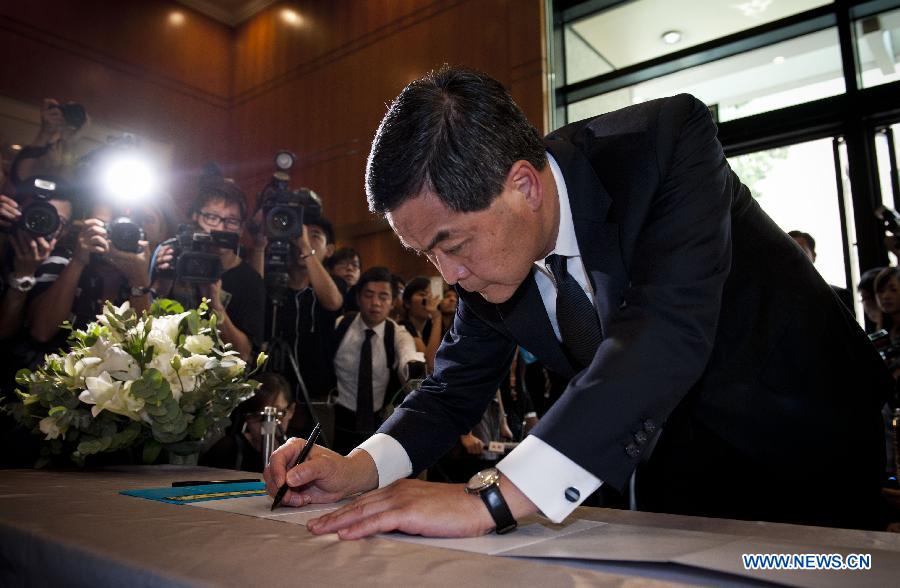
left=354, top=313, right=386, bottom=337
left=540, top=152, right=580, bottom=265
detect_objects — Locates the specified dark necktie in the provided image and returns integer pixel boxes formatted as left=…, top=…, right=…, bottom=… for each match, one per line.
left=546, top=254, right=603, bottom=368
left=356, top=328, right=376, bottom=432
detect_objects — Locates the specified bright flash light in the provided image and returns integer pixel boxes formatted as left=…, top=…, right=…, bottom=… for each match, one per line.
left=101, top=155, right=157, bottom=204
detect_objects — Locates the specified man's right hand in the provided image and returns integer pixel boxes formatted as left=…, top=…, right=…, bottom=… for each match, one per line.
left=0, top=195, right=21, bottom=230
left=154, top=244, right=175, bottom=272
left=38, top=98, right=66, bottom=145
left=74, top=218, right=109, bottom=265
left=263, top=438, right=379, bottom=507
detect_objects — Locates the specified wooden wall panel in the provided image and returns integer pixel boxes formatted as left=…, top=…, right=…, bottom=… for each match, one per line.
left=0, top=0, right=548, bottom=280
left=230, top=0, right=547, bottom=280
left=0, top=0, right=231, bottom=205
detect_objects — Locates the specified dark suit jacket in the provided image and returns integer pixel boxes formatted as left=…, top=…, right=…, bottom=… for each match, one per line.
left=380, top=94, right=890, bottom=529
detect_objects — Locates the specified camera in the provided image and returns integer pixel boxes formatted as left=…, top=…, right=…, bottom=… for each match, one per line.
left=869, top=329, right=900, bottom=368
left=255, top=151, right=322, bottom=295
left=876, top=206, right=900, bottom=235
left=107, top=216, right=145, bottom=253
left=57, top=102, right=87, bottom=130
left=8, top=176, right=64, bottom=238
left=159, top=225, right=239, bottom=284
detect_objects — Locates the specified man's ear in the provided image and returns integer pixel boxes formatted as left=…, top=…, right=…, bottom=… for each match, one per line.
left=507, top=160, right=543, bottom=212
left=325, top=243, right=335, bottom=258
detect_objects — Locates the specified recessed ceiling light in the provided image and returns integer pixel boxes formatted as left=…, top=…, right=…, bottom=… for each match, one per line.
left=661, top=30, right=682, bottom=45
left=281, top=8, right=302, bottom=26
left=773, top=56, right=785, bottom=65
left=168, top=11, right=185, bottom=26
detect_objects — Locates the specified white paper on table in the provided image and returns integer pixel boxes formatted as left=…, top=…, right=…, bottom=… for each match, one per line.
left=387, top=518, right=606, bottom=556
left=191, top=495, right=347, bottom=526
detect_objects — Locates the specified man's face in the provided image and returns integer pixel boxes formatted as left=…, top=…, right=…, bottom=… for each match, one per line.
left=358, top=280, right=393, bottom=326
left=194, top=197, right=243, bottom=235
left=386, top=181, right=544, bottom=304
left=332, top=255, right=361, bottom=286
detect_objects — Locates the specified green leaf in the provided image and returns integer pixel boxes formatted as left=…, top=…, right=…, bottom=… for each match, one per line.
left=143, top=439, right=162, bottom=464
left=130, top=369, right=171, bottom=403
left=48, top=406, right=67, bottom=417
left=151, top=298, right=184, bottom=316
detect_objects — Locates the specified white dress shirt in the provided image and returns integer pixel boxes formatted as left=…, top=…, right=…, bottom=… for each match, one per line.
left=359, top=153, right=603, bottom=522
left=333, top=314, right=423, bottom=413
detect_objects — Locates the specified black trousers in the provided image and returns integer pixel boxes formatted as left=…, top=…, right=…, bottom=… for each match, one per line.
left=332, top=404, right=385, bottom=456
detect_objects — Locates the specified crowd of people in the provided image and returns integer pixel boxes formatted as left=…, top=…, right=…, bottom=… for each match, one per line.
left=0, top=97, right=546, bottom=480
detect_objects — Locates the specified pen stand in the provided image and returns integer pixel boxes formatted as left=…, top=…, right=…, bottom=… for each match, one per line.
left=260, top=406, right=280, bottom=466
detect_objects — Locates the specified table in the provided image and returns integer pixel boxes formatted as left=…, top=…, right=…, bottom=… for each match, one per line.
left=1, top=466, right=899, bottom=587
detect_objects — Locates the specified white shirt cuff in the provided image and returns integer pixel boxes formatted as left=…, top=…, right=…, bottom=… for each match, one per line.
left=496, top=435, right=602, bottom=523
left=355, top=433, right=413, bottom=489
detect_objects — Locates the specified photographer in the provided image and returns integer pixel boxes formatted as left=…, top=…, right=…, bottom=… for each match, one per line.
left=28, top=199, right=152, bottom=345
left=260, top=213, right=344, bottom=411
left=10, top=98, right=86, bottom=187
left=152, top=177, right=264, bottom=362
left=0, top=203, right=62, bottom=340
left=325, top=247, right=361, bottom=312
left=0, top=182, right=72, bottom=341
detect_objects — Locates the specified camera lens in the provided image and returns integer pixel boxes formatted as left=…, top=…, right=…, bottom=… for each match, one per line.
left=21, top=201, right=61, bottom=237
left=108, top=218, right=144, bottom=253
left=272, top=212, right=291, bottom=230
left=265, top=206, right=301, bottom=239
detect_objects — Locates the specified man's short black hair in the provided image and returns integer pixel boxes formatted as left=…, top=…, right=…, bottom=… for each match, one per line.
left=357, top=266, right=395, bottom=297
left=366, top=66, right=547, bottom=214
left=325, top=246, right=359, bottom=270
left=788, top=230, right=816, bottom=254
left=192, top=176, right=248, bottom=221
left=305, top=216, right=335, bottom=244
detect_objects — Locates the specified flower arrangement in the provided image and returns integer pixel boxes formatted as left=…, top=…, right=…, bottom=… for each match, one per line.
left=7, top=299, right=265, bottom=466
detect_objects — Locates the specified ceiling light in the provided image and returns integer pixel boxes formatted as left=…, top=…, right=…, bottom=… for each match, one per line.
left=661, top=30, right=682, bottom=45
left=168, top=11, right=186, bottom=26
left=773, top=56, right=785, bottom=65
left=10, top=144, right=21, bottom=151
left=735, top=0, right=773, bottom=18
left=281, top=8, right=302, bottom=26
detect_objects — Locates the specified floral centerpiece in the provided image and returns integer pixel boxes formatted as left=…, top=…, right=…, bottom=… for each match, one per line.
left=7, top=299, right=265, bottom=466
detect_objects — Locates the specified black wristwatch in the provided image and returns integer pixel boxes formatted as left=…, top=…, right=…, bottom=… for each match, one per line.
left=465, top=467, right=517, bottom=534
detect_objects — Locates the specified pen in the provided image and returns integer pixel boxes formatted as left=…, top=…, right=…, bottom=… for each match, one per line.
left=271, top=422, right=321, bottom=511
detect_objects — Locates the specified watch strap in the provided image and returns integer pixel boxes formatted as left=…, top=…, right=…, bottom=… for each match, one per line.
left=480, top=483, right=517, bottom=535
left=10, top=275, right=36, bottom=292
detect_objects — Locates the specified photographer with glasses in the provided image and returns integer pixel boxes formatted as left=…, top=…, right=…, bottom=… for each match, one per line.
left=151, top=175, right=265, bottom=361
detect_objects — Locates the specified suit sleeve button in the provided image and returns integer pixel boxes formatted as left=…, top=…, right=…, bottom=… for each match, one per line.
left=625, top=443, right=641, bottom=458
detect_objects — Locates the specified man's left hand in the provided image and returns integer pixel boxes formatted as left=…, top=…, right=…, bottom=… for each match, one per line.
left=307, top=478, right=494, bottom=539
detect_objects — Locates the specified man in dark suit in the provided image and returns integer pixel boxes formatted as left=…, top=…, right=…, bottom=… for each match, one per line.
left=264, top=67, right=890, bottom=537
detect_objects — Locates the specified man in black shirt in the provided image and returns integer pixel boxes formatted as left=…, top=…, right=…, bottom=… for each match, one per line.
left=260, top=215, right=344, bottom=434
left=153, top=177, right=265, bottom=361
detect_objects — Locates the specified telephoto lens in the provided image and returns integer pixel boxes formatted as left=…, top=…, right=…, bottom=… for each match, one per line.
left=20, top=201, right=61, bottom=237
left=108, top=217, right=145, bottom=253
